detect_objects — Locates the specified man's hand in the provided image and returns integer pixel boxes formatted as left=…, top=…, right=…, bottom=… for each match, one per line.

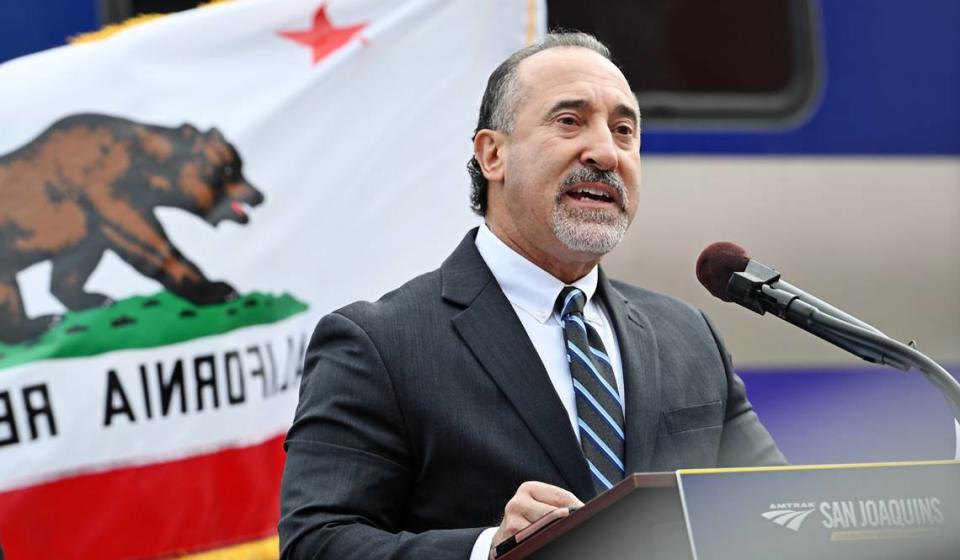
left=489, top=481, right=583, bottom=559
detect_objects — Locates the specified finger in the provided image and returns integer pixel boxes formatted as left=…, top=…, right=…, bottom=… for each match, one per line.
left=504, top=492, right=558, bottom=524
left=520, top=481, right=583, bottom=508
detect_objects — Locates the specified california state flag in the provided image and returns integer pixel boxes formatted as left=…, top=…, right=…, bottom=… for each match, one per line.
left=0, top=1, right=540, bottom=557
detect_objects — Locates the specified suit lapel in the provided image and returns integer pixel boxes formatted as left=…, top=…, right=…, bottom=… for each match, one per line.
left=597, top=271, right=662, bottom=474
left=442, top=231, right=595, bottom=499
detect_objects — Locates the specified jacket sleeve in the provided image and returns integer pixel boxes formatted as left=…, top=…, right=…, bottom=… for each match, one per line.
left=279, top=311, right=484, bottom=560
left=700, top=311, right=788, bottom=467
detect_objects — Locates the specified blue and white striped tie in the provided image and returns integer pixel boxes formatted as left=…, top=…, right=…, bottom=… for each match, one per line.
left=556, top=286, right=625, bottom=493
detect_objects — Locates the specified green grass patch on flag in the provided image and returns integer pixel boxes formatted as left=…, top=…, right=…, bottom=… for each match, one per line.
left=0, top=291, right=309, bottom=370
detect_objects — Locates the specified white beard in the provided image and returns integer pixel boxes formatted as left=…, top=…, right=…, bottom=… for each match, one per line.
left=551, top=203, right=629, bottom=255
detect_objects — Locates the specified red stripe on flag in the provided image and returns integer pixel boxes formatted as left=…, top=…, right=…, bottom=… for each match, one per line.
left=0, top=434, right=286, bottom=559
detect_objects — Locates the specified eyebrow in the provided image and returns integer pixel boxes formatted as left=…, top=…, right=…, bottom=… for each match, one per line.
left=542, top=98, right=641, bottom=127
left=615, top=103, right=641, bottom=127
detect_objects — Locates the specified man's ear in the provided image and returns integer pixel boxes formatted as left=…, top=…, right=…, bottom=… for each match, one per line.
left=473, top=129, right=505, bottom=183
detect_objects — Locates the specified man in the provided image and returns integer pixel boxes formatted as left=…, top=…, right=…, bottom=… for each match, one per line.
left=279, top=32, right=784, bottom=560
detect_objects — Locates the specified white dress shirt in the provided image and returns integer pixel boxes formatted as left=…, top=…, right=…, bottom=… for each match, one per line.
left=468, top=224, right=626, bottom=560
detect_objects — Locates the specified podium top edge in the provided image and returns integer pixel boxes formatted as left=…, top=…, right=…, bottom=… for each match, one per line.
left=677, top=459, right=960, bottom=476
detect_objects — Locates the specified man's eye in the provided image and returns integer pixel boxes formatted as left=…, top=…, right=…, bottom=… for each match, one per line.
left=557, top=116, right=578, bottom=126
left=614, top=124, right=634, bottom=136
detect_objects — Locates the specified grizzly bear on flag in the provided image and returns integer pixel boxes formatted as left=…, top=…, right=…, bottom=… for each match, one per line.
left=0, top=114, right=264, bottom=344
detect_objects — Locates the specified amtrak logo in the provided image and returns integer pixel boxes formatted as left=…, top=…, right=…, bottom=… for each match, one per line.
left=761, top=503, right=817, bottom=531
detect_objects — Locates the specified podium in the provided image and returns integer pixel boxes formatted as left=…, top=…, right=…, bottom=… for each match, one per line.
left=500, top=461, right=960, bottom=560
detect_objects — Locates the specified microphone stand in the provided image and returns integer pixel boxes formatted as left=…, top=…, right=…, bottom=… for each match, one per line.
left=729, top=269, right=960, bottom=427
left=784, top=297, right=960, bottom=425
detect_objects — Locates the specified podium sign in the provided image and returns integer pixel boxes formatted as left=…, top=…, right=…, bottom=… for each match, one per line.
left=500, top=461, right=960, bottom=559
left=678, top=461, right=960, bottom=560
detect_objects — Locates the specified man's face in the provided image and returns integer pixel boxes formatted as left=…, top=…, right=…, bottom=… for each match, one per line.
left=486, top=47, right=641, bottom=272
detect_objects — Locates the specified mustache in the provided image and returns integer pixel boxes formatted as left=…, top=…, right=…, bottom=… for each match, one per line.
left=558, top=167, right=628, bottom=209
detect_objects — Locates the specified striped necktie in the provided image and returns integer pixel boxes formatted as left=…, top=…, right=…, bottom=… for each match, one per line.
left=556, top=286, right=626, bottom=493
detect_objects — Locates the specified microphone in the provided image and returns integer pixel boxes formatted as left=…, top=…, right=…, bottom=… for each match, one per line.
left=695, top=241, right=909, bottom=369
left=696, top=242, right=886, bottom=336
left=695, top=242, right=960, bottom=429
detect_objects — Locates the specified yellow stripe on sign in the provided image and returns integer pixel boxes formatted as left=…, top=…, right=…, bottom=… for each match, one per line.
left=178, top=536, right=278, bottom=560
left=679, top=459, right=960, bottom=476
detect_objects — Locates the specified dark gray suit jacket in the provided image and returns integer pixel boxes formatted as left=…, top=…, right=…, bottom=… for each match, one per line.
left=279, top=229, right=785, bottom=559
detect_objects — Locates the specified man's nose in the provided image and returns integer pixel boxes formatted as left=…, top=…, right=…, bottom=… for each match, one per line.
left=580, top=125, right=618, bottom=171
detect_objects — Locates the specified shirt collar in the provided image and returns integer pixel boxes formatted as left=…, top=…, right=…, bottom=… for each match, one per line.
left=475, top=223, right=600, bottom=325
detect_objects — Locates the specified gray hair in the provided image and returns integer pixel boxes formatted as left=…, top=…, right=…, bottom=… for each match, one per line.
left=467, top=31, right=614, bottom=216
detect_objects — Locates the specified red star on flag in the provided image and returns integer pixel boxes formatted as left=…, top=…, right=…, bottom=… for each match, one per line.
left=279, top=5, right=368, bottom=64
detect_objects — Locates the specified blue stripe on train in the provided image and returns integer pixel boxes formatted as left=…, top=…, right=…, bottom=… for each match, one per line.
left=740, top=364, right=959, bottom=464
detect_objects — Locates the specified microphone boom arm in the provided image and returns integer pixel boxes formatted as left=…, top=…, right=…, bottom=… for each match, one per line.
left=794, top=300, right=960, bottom=424
left=728, top=268, right=960, bottom=424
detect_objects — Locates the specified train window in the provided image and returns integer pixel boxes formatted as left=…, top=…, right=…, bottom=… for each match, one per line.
left=547, top=0, right=821, bottom=127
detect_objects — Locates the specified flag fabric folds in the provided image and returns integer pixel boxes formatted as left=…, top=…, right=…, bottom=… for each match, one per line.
left=0, top=0, right=538, bottom=557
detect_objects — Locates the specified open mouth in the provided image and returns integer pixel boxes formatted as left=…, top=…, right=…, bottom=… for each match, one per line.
left=231, top=201, right=250, bottom=219
left=563, top=183, right=620, bottom=207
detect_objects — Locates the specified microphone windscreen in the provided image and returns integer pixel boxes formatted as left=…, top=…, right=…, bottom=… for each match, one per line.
left=696, top=242, right=749, bottom=301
